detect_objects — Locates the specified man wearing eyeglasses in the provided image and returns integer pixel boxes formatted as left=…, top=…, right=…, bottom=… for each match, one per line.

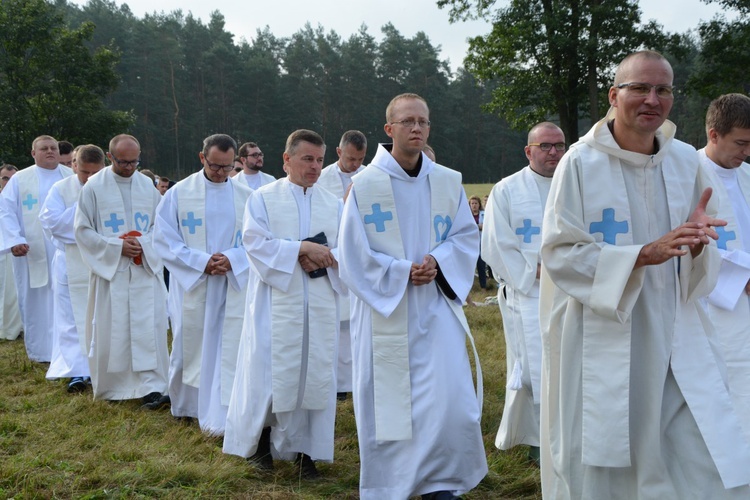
left=338, top=93, right=487, bottom=499
left=0, top=136, right=73, bottom=363
left=539, top=51, right=750, bottom=498
left=0, top=164, right=22, bottom=342
left=233, top=141, right=275, bottom=190
left=153, top=134, right=252, bottom=435
left=698, top=93, right=750, bottom=449
left=316, top=129, right=368, bottom=401
left=481, top=122, right=565, bottom=466
left=74, top=134, right=170, bottom=407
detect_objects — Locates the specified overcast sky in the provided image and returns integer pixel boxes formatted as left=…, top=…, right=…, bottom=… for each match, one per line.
left=68, top=0, right=732, bottom=72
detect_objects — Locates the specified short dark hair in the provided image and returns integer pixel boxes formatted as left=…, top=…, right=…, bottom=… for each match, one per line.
left=285, top=129, right=325, bottom=156
left=76, top=144, right=105, bottom=165
left=1, top=164, right=18, bottom=172
left=705, top=93, right=750, bottom=137
left=339, top=130, right=367, bottom=151
left=158, top=176, right=170, bottom=184
left=58, top=140, right=74, bottom=155
left=238, top=142, right=259, bottom=157
left=202, top=134, right=237, bottom=157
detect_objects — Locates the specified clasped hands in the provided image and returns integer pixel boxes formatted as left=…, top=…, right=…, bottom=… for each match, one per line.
left=205, top=253, right=231, bottom=276
left=410, top=254, right=438, bottom=286
left=299, top=241, right=336, bottom=273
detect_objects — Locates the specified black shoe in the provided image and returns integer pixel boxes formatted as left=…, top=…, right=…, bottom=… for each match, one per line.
left=247, top=450, right=274, bottom=471
left=336, top=392, right=348, bottom=401
left=422, top=492, right=460, bottom=500
left=295, top=453, right=320, bottom=479
left=141, top=394, right=171, bottom=410
left=67, top=377, right=87, bottom=393
left=141, top=391, right=161, bottom=404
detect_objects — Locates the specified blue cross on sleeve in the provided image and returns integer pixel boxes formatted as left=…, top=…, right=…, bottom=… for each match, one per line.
left=715, top=226, right=736, bottom=250
left=515, top=219, right=540, bottom=243
left=22, top=194, right=38, bottom=211
left=181, top=212, right=203, bottom=235
left=589, top=208, right=628, bottom=245
left=104, top=213, right=125, bottom=233
left=364, top=203, right=393, bottom=233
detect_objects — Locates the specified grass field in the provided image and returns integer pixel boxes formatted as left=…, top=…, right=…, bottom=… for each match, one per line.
left=0, top=281, right=541, bottom=499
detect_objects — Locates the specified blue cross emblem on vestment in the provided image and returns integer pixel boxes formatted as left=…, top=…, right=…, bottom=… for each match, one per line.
left=22, top=194, right=38, bottom=211
left=515, top=219, right=540, bottom=243
left=364, top=203, right=393, bottom=232
left=104, top=213, right=125, bottom=233
left=434, top=215, right=452, bottom=242
left=589, top=208, right=629, bottom=244
left=181, top=212, right=203, bottom=234
left=715, top=226, right=737, bottom=250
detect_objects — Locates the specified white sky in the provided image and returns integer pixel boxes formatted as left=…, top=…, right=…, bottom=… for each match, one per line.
left=67, top=0, right=731, bottom=72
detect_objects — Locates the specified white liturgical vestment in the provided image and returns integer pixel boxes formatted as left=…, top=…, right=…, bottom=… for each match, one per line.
left=540, top=118, right=750, bottom=499
left=0, top=164, right=72, bottom=361
left=231, top=170, right=274, bottom=191
left=699, top=149, right=750, bottom=443
left=223, top=178, right=343, bottom=462
left=338, top=144, right=487, bottom=499
left=74, top=168, right=169, bottom=401
left=40, top=175, right=91, bottom=380
left=482, top=165, right=550, bottom=450
left=154, top=171, right=252, bottom=435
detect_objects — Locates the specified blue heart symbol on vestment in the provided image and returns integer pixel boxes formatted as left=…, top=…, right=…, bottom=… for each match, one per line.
left=134, top=212, right=150, bottom=232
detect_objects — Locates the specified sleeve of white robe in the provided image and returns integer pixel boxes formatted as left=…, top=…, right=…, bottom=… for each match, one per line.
left=338, top=187, right=418, bottom=318
left=153, top=188, right=211, bottom=292
left=132, top=188, right=163, bottom=278
left=74, top=181, right=125, bottom=281
left=39, top=184, right=76, bottom=248
left=242, top=190, right=301, bottom=293
left=482, top=180, right=537, bottom=295
left=428, top=188, right=479, bottom=303
left=541, top=149, right=647, bottom=323
left=0, top=176, right=26, bottom=251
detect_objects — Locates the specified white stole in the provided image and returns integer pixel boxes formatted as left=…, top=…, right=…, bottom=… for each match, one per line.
left=316, top=164, right=346, bottom=199
left=95, top=170, right=159, bottom=373
left=353, top=164, right=474, bottom=441
left=175, top=173, right=247, bottom=405
left=504, top=166, right=544, bottom=402
left=56, top=176, right=90, bottom=356
left=17, top=165, right=73, bottom=287
left=699, top=150, right=747, bottom=253
left=262, top=182, right=339, bottom=413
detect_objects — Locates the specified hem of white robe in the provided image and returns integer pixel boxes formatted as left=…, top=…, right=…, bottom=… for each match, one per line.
left=361, top=468, right=487, bottom=500
left=92, top=381, right=167, bottom=401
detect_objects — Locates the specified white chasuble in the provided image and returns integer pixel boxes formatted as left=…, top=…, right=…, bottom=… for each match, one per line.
left=261, top=181, right=339, bottom=412
left=15, top=165, right=73, bottom=288
left=174, top=172, right=248, bottom=402
left=352, top=163, right=479, bottom=442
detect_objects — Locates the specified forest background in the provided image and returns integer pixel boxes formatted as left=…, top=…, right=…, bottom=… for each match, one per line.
left=0, top=0, right=748, bottom=183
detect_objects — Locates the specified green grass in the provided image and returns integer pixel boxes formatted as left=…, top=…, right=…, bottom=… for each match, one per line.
left=0, top=280, right=540, bottom=499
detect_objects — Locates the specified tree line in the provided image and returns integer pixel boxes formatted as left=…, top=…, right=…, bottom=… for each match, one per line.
left=1, top=0, right=748, bottom=183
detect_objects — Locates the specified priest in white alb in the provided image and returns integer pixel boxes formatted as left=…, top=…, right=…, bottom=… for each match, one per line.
left=154, top=134, right=252, bottom=434
left=338, top=93, right=487, bottom=500
left=482, top=122, right=565, bottom=464
left=540, top=51, right=750, bottom=499
left=315, top=129, right=367, bottom=399
left=0, top=135, right=73, bottom=361
left=74, top=134, right=169, bottom=405
left=232, top=141, right=275, bottom=190
left=698, top=93, right=750, bottom=442
left=0, top=164, right=23, bottom=341
left=41, top=145, right=105, bottom=393
left=223, top=129, right=343, bottom=479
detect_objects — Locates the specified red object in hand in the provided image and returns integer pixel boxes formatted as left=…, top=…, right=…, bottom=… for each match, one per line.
left=119, top=230, right=142, bottom=265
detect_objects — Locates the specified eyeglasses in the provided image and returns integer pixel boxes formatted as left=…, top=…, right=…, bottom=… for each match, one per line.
left=616, top=82, right=675, bottom=98
left=205, top=160, right=235, bottom=172
left=391, top=119, right=431, bottom=128
left=243, top=152, right=264, bottom=158
left=110, top=154, right=141, bottom=168
left=528, top=142, right=566, bottom=152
